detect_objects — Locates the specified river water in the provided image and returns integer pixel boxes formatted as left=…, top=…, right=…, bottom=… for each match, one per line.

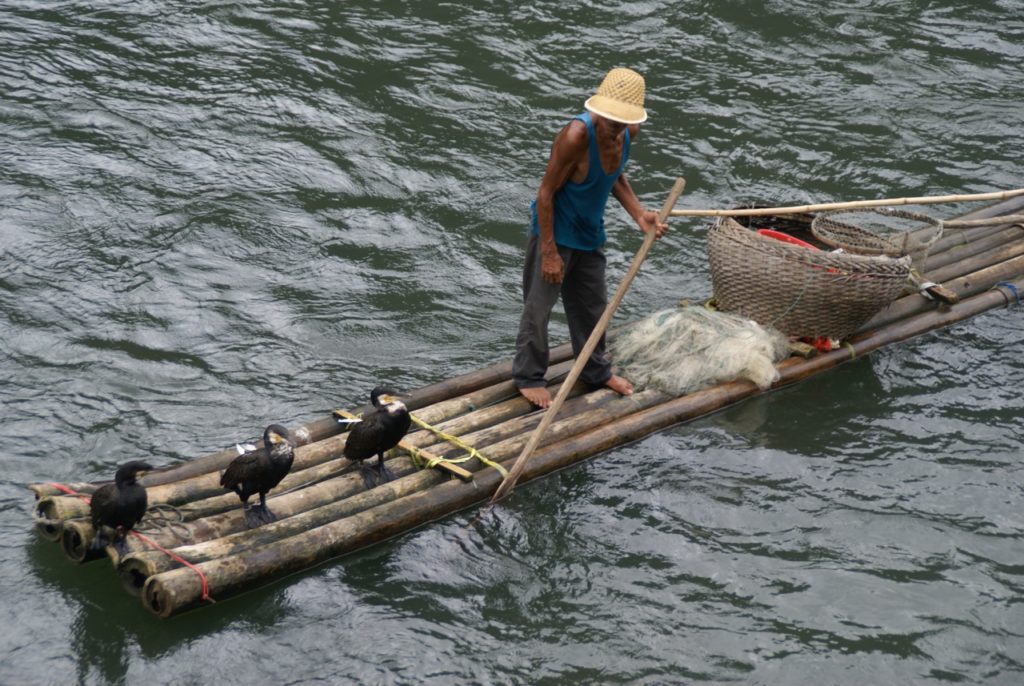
left=2, top=1, right=1023, bottom=684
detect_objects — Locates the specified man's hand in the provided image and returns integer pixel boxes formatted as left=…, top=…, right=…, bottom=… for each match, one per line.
left=541, top=250, right=564, bottom=284
left=638, top=209, right=668, bottom=239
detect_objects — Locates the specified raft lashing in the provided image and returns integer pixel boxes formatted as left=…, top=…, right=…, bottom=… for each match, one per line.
left=29, top=196, right=1024, bottom=618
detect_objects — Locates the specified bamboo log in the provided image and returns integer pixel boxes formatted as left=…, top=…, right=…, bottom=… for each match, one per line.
left=122, top=387, right=670, bottom=594
left=138, top=433, right=360, bottom=507
left=925, top=226, right=1024, bottom=272
left=29, top=481, right=98, bottom=501
left=39, top=371, right=582, bottom=547
left=942, top=214, right=1024, bottom=228
left=34, top=495, right=92, bottom=540
left=59, top=451, right=365, bottom=559
left=669, top=188, right=1024, bottom=218
left=141, top=272, right=1024, bottom=616
left=119, top=467, right=447, bottom=593
left=411, top=358, right=575, bottom=426
left=113, top=385, right=622, bottom=569
left=60, top=520, right=106, bottom=563
left=927, top=242, right=1024, bottom=285
left=861, top=254, right=1024, bottom=333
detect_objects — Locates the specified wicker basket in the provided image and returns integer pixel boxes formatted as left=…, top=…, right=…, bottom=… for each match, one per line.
left=708, top=217, right=912, bottom=339
left=811, top=208, right=943, bottom=269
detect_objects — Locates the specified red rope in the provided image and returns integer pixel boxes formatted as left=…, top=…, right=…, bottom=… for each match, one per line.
left=131, top=531, right=215, bottom=604
left=47, top=482, right=91, bottom=504
left=49, top=482, right=214, bottom=603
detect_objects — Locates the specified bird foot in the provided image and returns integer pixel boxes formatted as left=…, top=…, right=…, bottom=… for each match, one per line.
left=243, top=507, right=265, bottom=529
left=89, top=532, right=110, bottom=552
left=360, top=464, right=382, bottom=490
left=378, top=465, right=396, bottom=485
left=111, top=537, right=130, bottom=558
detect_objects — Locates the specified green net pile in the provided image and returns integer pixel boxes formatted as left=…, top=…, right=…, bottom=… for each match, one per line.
left=610, top=306, right=790, bottom=396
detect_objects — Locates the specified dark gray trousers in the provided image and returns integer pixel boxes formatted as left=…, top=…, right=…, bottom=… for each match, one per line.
left=512, top=232, right=612, bottom=389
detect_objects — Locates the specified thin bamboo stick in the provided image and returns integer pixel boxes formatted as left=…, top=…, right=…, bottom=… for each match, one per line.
left=669, top=188, right=1024, bottom=218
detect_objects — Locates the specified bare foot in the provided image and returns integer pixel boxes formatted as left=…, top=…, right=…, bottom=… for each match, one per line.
left=605, top=374, right=634, bottom=396
left=519, top=386, right=552, bottom=409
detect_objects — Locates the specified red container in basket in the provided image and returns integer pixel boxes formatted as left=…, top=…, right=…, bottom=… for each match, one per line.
left=757, top=229, right=819, bottom=250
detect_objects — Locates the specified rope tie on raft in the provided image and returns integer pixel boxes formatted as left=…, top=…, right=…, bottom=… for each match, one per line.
left=407, top=414, right=508, bottom=477
left=46, top=482, right=213, bottom=603
left=992, top=281, right=1021, bottom=307
left=130, top=531, right=214, bottom=603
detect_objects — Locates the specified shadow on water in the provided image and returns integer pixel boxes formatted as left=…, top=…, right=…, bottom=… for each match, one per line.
left=26, top=535, right=291, bottom=683
left=708, top=355, right=888, bottom=452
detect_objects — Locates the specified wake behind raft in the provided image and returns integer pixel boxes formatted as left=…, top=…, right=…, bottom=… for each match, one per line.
left=29, top=191, right=1024, bottom=618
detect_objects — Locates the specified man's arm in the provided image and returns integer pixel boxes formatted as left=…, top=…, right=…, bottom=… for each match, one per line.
left=612, top=173, right=669, bottom=240
left=535, top=120, right=588, bottom=283
left=611, top=125, right=668, bottom=239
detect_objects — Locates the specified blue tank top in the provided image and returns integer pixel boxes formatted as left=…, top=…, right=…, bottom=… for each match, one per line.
left=530, top=112, right=631, bottom=251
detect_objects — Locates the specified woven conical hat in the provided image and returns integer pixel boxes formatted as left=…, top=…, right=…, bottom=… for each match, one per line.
left=584, top=68, right=647, bottom=124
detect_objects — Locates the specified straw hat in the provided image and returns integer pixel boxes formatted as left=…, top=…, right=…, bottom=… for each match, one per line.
left=584, top=67, right=648, bottom=124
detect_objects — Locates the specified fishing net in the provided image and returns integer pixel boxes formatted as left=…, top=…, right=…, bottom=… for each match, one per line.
left=611, top=306, right=790, bottom=396
left=708, top=217, right=912, bottom=339
left=811, top=207, right=943, bottom=269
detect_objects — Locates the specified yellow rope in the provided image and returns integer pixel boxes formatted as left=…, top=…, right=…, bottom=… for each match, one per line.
left=408, top=413, right=508, bottom=477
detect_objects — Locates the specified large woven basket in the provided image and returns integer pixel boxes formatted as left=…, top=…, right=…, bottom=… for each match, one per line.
left=708, top=217, right=912, bottom=339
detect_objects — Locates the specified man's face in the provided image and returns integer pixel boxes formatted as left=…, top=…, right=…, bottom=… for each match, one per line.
left=599, top=116, right=627, bottom=136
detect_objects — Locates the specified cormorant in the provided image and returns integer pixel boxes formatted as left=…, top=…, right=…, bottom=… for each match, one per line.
left=220, top=424, right=296, bottom=528
left=90, top=460, right=152, bottom=555
left=343, top=386, right=411, bottom=489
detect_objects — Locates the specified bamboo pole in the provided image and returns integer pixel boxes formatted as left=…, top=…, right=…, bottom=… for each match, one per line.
left=925, top=226, right=1024, bottom=272
left=139, top=271, right=1024, bottom=617
left=942, top=214, right=1024, bottom=228
left=491, top=177, right=687, bottom=504
left=861, top=254, right=1024, bottom=333
left=669, top=188, right=1024, bottom=218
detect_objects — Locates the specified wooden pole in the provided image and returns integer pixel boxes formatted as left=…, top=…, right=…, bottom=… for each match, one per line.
left=489, top=178, right=687, bottom=505
left=669, top=188, right=1024, bottom=218
left=860, top=254, right=1024, bottom=333
left=942, top=214, right=1024, bottom=228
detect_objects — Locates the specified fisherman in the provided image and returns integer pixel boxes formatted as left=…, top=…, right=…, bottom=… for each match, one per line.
left=513, top=67, right=669, bottom=409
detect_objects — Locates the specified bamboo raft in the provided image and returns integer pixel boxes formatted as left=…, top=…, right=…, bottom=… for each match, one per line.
left=28, top=192, right=1024, bottom=618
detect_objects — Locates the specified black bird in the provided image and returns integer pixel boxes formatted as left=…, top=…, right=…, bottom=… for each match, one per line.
left=343, top=386, right=411, bottom=489
left=90, top=460, right=152, bottom=555
left=220, top=424, right=296, bottom=528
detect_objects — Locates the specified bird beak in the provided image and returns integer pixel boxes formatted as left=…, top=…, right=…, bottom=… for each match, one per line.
left=268, top=433, right=285, bottom=446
